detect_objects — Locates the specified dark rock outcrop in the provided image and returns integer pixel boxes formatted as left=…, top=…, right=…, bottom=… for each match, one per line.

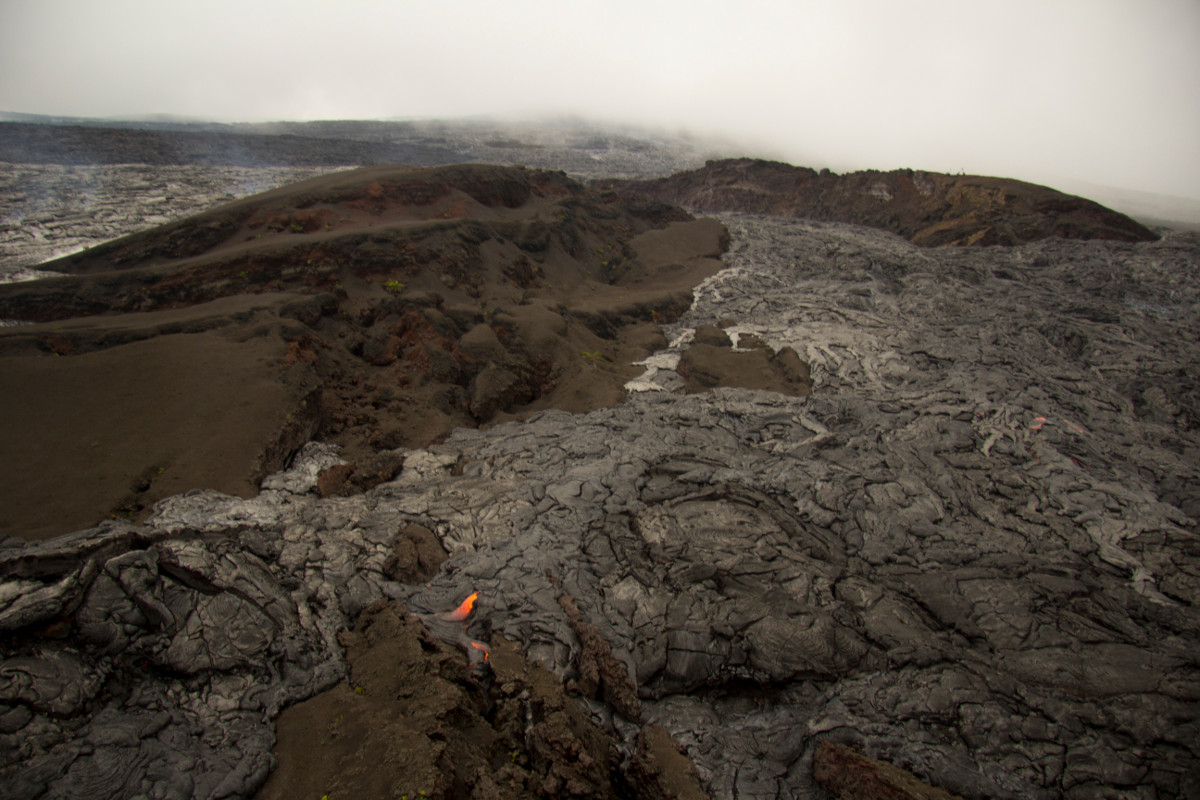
left=612, top=158, right=1159, bottom=246
left=676, top=323, right=810, bottom=395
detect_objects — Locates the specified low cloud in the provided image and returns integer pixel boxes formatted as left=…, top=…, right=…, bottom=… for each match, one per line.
left=2, top=0, right=1198, bottom=199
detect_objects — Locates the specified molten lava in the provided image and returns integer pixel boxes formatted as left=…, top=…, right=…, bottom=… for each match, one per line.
left=441, top=592, right=478, bottom=622
left=431, top=592, right=489, bottom=665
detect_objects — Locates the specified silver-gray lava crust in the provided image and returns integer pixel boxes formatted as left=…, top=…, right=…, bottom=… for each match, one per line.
left=2, top=213, right=1198, bottom=799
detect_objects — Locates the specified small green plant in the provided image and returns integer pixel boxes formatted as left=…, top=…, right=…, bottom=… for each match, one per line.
left=383, top=279, right=405, bottom=295
left=354, top=685, right=366, bottom=696
left=290, top=223, right=305, bottom=233
left=238, top=270, right=248, bottom=281
left=582, top=350, right=607, bottom=367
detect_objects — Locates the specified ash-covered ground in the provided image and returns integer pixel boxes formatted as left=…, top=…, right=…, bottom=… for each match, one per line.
left=2, top=198, right=1197, bottom=798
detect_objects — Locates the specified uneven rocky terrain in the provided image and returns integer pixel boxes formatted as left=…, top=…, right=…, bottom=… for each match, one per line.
left=0, top=118, right=718, bottom=278
left=1, top=128, right=1198, bottom=798
left=0, top=163, right=340, bottom=277
left=0, top=163, right=730, bottom=540
left=615, top=158, right=1160, bottom=247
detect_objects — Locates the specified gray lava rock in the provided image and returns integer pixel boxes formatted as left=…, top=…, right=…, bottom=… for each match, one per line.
left=0, top=165, right=335, bottom=280
left=2, top=215, right=1199, bottom=800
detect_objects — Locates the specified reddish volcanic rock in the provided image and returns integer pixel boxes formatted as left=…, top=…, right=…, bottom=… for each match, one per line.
left=813, top=743, right=964, bottom=800
left=613, top=158, right=1158, bottom=247
left=557, top=593, right=643, bottom=722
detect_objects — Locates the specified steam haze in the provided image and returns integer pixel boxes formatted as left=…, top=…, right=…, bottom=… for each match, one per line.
left=2, top=0, right=1198, bottom=200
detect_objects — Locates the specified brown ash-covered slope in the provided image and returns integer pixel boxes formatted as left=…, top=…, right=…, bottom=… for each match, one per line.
left=612, top=157, right=1159, bottom=246
left=0, top=163, right=727, bottom=540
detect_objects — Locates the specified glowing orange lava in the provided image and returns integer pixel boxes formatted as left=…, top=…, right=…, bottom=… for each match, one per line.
left=442, top=592, right=478, bottom=622
left=470, top=641, right=490, bottom=660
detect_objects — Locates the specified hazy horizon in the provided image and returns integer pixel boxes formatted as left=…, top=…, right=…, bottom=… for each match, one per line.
left=3, top=0, right=1198, bottom=203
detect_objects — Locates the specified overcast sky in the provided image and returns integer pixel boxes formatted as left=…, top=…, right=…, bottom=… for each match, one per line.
left=2, top=0, right=1198, bottom=200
